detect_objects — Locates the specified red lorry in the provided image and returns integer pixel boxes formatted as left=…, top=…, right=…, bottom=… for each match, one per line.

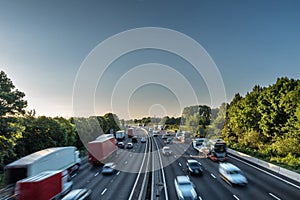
left=127, top=128, right=134, bottom=138
left=14, top=170, right=72, bottom=200
left=88, top=135, right=117, bottom=166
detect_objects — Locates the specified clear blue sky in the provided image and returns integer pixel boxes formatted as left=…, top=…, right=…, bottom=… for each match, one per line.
left=1, top=0, right=300, bottom=119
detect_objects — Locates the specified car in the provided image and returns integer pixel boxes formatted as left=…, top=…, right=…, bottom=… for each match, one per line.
left=219, top=163, right=248, bottom=186
left=101, top=162, right=117, bottom=175
left=161, top=135, right=167, bottom=139
left=166, top=138, right=172, bottom=144
left=131, top=136, right=138, bottom=143
left=117, top=142, right=125, bottom=148
left=186, top=159, right=204, bottom=176
left=162, top=146, right=172, bottom=156
left=126, top=142, right=133, bottom=149
left=174, top=176, right=198, bottom=200
left=141, top=137, right=146, bottom=143
left=153, top=131, right=158, bottom=137
left=165, top=131, right=171, bottom=136
left=62, top=188, right=92, bottom=200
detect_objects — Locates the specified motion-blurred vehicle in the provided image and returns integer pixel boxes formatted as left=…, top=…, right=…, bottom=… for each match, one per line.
left=162, top=146, right=172, bottom=156
left=62, top=188, right=92, bottom=200
left=101, top=163, right=117, bottom=175
left=174, top=176, right=198, bottom=200
left=141, top=137, right=147, bottom=143
left=186, top=159, right=204, bottom=176
left=219, top=163, right=248, bottom=186
left=162, top=135, right=167, bottom=139
left=126, top=142, right=133, bottom=149
left=153, top=131, right=159, bottom=137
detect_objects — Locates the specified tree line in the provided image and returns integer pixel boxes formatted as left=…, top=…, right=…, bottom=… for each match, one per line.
left=1, top=70, right=299, bottom=174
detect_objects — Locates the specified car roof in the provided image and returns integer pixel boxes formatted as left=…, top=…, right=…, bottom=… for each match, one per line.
left=220, top=163, right=240, bottom=171
left=187, top=159, right=199, bottom=164
left=104, top=162, right=114, bottom=167
left=163, top=146, right=170, bottom=149
left=176, top=176, right=190, bottom=184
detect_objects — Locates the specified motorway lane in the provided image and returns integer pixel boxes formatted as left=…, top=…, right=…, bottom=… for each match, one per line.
left=155, top=134, right=300, bottom=200
left=71, top=130, right=149, bottom=200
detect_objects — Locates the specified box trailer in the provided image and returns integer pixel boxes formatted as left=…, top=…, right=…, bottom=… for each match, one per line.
left=5, top=146, right=81, bottom=186
left=15, top=170, right=72, bottom=200
left=88, top=135, right=117, bottom=166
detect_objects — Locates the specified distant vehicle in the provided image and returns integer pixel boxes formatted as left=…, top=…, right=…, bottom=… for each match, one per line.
left=206, top=139, right=228, bottom=162
left=101, top=163, right=117, bottom=175
left=88, top=135, right=117, bottom=166
left=141, top=137, right=147, bottom=143
left=115, top=130, right=125, bottom=141
left=192, top=138, right=208, bottom=151
left=161, top=135, right=167, bottom=139
left=117, top=142, right=125, bottom=148
left=175, top=132, right=183, bottom=140
left=131, top=136, right=138, bottom=143
left=15, top=170, right=72, bottom=200
left=186, top=159, right=204, bottom=176
left=166, top=138, right=172, bottom=144
left=127, top=128, right=134, bottom=138
left=162, top=146, right=172, bottom=156
left=5, top=146, right=81, bottom=186
left=219, top=163, right=248, bottom=186
left=126, top=142, right=133, bottom=149
left=174, top=176, right=198, bottom=200
left=153, top=131, right=159, bottom=137
left=165, top=131, right=171, bottom=136
left=62, top=188, right=92, bottom=200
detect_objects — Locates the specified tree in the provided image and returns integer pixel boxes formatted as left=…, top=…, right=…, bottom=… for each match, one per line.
left=0, top=71, right=27, bottom=169
left=0, top=71, right=27, bottom=117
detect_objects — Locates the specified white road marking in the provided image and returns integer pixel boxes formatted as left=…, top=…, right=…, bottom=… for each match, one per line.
left=269, top=193, right=281, bottom=200
left=233, top=194, right=239, bottom=200
left=125, top=161, right=128, bottom=165
left=179, top=162, right=182, bottom=167
left=101, top=188, right=107, bottom=195
left=94, top=172, right=99, bottom=177
left=130, top=154, right=132, bottom=157
left=71, top=173, right=77, bottom=178
left=116, top=171, right=120, bottom=175
left=198, top=196, right=202, bottom=200
left=210, top=173, right=216, bottom=178
left=229, top=155, right=300, bottom=189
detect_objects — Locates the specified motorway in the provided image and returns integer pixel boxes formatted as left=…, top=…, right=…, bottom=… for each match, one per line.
left=71, top=128, right=300, bottom=200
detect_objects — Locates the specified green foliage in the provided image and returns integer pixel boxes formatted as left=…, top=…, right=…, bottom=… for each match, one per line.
left=223, top=78, right=300, bottom=170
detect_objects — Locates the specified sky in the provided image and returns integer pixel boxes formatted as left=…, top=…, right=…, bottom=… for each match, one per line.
left=1, top=0, right=300, bottom=119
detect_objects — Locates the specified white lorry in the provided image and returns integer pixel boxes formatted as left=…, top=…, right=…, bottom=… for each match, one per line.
left=5, top=146, right=81, bottom=186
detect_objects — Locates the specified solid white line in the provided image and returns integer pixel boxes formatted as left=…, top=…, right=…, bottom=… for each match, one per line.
left=94, top=172, right=99, bottom=177
left=233, top=194, right=240, bottom=200
left=116, top=171, right=120, bottom=175
left=269, top=193, right=281, bottom=200
left=210, top=173, right=216, bottom=179
left=101, top=188, right=107, bottom=195
left=229, top=155, right=300, bottom=189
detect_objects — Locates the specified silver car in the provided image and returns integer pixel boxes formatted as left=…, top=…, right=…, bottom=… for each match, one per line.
left=101, top=163, right=117, bottom=175
left=174, top=176, right=198, bottom=200
left=219, top=163, right=248, bottom=186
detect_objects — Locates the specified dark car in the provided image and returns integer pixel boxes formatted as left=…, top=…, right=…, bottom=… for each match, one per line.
left=166, top=138, right=172, bottom=144
left=131, top=136, right=138, bottom=143
left=186, top=159, right=204, bottom=176
left=61, top=188, right=92, bottom=200
left=117, top=142, right=125, bottom=148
